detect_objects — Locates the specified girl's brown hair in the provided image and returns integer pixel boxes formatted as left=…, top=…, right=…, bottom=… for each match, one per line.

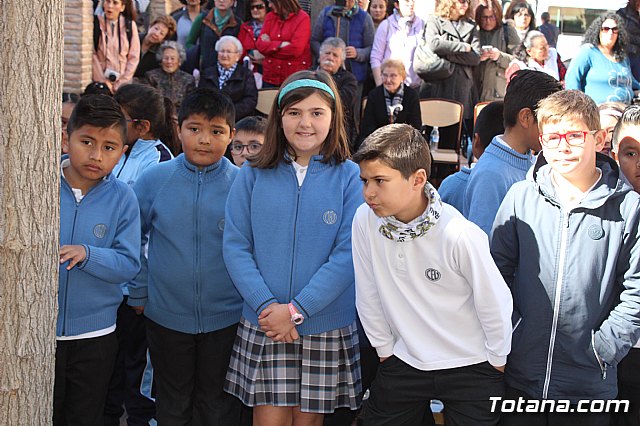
left=252, top=70, right=350, bottom=169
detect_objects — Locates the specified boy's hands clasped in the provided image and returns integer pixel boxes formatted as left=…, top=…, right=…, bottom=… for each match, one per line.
left=59, top=245, right=87, bottom=270
left=259, top=303, right=300, bottom=343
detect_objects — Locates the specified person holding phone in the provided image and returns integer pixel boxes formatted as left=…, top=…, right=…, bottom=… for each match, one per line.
left=475, top=0, right=518, bottom=102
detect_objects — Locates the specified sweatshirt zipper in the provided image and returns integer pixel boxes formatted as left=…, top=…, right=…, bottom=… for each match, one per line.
left=288, top=171, right=301, bottom=300
left=542, top=211, right=570, bottom=398
left=195, top=170, right=203, bottom=333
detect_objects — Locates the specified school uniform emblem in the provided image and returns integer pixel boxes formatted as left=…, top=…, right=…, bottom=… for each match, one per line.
left=587, top=224, right=604, bottom=240
left=425, top=268, right=441, bottom=281
left=323, top=210, right=338, bottom=225
left=93, top=224, right=108, bottom=239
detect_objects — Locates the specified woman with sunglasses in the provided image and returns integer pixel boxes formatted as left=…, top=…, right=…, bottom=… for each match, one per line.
left=238, top=0, right=269, bottom=73
left=566, top=13, right=639, bottom=105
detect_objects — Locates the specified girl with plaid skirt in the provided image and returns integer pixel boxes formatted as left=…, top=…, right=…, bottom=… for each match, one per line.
left=223, top=69, right=363, bottom=425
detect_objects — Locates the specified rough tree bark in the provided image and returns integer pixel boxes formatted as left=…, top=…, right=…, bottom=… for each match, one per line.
left=0, top=0, right=64, bottom=424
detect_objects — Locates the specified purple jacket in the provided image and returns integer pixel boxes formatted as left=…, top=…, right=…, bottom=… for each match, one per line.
left=370, top=11, right=424, bottom=88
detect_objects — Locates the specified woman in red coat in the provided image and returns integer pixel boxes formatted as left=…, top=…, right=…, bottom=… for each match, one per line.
left=255, top=0, right=311, bottom=87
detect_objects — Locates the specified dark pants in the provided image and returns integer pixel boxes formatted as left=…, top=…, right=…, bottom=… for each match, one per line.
left=104, top=299, right=155, bottom=426
left=53, top=332, right=119, bottom=426
left=324, top=345, right=379, bottom=426
left=612, top=347, right=640, bottom=426
left=363, top=357, right=504, bottom=426
left=146, top=319, right=241, bottom=426
left=500, top=386, right=611, bottom=426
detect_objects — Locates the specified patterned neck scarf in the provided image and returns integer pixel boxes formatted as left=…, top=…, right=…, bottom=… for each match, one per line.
left=384, top=84, right=404, bottom=122
left=395, top=9, right=414, bottom=33
left=217, top=62, right=237, bottom=89
left=250, top=19, right=263, bottom=38
left=378, top=182, right=442, bottom=242
left=214, top=8, right=232, bottom=29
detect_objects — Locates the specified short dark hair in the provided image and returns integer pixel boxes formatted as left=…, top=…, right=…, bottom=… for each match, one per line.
left=178, top=88, right=236, bottom=130
left=83, top=82, right=112, bottom=96
left=353, top=124, right=431, bottom=180
left=612, top=105, right=640, bottom=152
left=503, top=70, right=562, bottom=128
left=67, top=94, right=127, bottom=145
left=475, top=101, right=505, bottom=149
left=235, top=116, right=267, bottom=135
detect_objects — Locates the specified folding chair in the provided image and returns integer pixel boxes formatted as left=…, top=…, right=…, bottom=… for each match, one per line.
left=255, top=88, right=279, bottom=116
left=420, top=98, right=464, bottom=166
left=474, top=101, right=491, bottom=127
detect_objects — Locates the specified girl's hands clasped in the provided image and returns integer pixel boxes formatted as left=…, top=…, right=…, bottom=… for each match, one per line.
left=258, top=303, right=300, bottom=343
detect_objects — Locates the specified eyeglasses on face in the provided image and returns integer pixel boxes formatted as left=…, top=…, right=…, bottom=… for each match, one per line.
left=481, top=15, right=496, bottom=21
left=230, top=142, right=263, bottom=154
left=601, top=26, right=619, bottom=33
left=251, top=3, right=265, bottom=9
left=539, top=130, right=597, bottom=148
left=218, top=49, right=239, bottom=55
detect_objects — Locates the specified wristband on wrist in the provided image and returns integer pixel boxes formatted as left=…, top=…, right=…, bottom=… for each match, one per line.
left=288, top=302, right=304, bottom=325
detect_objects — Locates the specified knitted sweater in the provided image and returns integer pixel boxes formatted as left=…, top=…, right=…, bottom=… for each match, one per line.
left=438, top=166, right=471, bottom=214
left=128, top=155, right=243, bottom=334
left=463, top=136, right=534, bottom=234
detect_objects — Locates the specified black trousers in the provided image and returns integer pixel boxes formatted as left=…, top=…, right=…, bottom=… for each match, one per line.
left=500, top=386, right=611, bottom=426
left=146, top=319, right=241, bottom=426
left=53, top=332, right=119, bottom=426
left=363, top=356, right=504, bottom=426
left=612, top=347, right=640, bottom=426
left=104, top=299, right=155, bottom=426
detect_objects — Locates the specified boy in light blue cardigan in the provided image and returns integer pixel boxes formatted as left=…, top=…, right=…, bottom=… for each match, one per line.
left=127, top=88, right=243, bottom=425
left=56, top=95, right=141, bottom=425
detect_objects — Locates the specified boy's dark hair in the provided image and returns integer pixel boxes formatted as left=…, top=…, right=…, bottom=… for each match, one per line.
left=83, top=82, right=113, bottom=96
left=612, top=105, right=640, bottom=152
left=67, top=95, right=127, bottom=145
left=503, top=70, right=562, bottom=128
left=475, top=101, right=505, bottom=149
left=353, top=124, right=431, bottom=180
left=178, top=88, right=235, bottom=130
left=235, top=116, right=267, bottom=135
left=115, top=84, right=167, bottom=143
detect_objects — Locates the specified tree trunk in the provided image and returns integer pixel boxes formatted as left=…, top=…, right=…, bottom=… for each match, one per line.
left=0, top=0, right=64, bottom=423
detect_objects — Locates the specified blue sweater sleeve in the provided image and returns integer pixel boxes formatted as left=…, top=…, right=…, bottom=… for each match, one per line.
left=223, top=166, right=278, bottom=315
left=489, top=184, right=520, bottom=289
left=291, top=163, right=364, bottom=318
left=465, top=168, right=511, bottom=235
left=127, top=169, right=159, bottom=307
left=565, top=44, right=592, bottom=92
left=77, top=185, right=141, bottom=284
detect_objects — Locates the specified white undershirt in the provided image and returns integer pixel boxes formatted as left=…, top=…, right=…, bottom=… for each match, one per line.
left=292, top=160, right=308, bottom=186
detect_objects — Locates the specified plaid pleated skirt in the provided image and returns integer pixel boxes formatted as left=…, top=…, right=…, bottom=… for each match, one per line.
left=224, top=317, right=362, bottom=413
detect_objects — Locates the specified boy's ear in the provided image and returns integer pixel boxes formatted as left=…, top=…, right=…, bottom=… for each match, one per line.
left=122, top=144, right=129, bottom=154
left=412, top=168, right=427, bottom=190
left=517, top=108, right=535, bottom=129
left=593, top=129, right=606, bottom=152
left=62, top=138, right=70, bottom=154
left=472, top=133, right=483, bottom=160
left=611, top=150, right=619, bottom=163
left=228, top=127, right=236, bottom=145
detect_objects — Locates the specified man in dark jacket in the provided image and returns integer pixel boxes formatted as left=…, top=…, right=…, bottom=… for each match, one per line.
left=618, top=0, right=640, bottom=80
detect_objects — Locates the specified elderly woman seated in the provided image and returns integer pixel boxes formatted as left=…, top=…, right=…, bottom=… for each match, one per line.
left=142, top=41, right=196, bottom=109
left=199, top=35, right=258, bottom=120
left=357, top=58, right=422, bottom=149
left=317, top=37, right=358, bottom=148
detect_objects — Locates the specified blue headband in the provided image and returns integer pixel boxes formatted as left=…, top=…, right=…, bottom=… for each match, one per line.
left=277, top=79, right=336, bottom=106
